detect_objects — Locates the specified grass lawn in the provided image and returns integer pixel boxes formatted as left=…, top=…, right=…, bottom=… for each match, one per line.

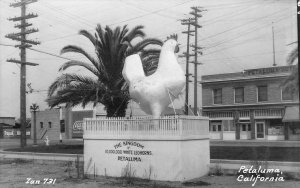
left=4, top=145, right=300, bottom=162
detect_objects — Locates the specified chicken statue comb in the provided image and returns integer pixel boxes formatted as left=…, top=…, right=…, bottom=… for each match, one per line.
left=166, top=33, right=178, bottom=41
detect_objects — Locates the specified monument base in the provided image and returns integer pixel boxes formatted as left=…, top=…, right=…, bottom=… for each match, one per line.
left=83, top=116, right=210, bottom=181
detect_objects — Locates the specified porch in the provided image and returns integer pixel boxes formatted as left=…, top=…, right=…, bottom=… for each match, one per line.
left=205, top=108, right=300, bottom=141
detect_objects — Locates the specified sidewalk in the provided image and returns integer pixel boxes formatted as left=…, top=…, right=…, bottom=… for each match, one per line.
left=0, top=150, right=83, bottom=162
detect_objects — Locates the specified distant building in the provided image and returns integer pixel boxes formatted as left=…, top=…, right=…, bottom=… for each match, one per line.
left=201, top=65, right=299, bottom=141
left=31, top=102, right=184, bottom=140
left=0, top=117, right=30, bottom=138
left=31, top=107, right=94, bottom=140
left=0, top=117, right=15, bottom=138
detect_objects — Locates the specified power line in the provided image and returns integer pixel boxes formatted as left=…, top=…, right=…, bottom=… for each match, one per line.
left=42, top=0, right=197, bottom=43
left=180, top=5, right=289, bottom=50
left=0, top=43, right=76, bottom=61
left=27, top=47, right=73, bottom=61
left=202, top=14, right=295, bottom=57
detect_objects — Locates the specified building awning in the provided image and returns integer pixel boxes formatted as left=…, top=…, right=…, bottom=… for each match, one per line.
left=283, top=106, right=300, bottom=122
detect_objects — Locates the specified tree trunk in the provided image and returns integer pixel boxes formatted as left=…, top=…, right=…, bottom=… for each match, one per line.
left=106, top=98, right=129, bottom=117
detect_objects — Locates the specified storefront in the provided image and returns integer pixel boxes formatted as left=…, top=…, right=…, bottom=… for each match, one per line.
left=283, top=106, right=300, bottom=141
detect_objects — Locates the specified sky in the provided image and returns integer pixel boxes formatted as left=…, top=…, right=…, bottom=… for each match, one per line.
left=0, top=0, right=297, bottom=118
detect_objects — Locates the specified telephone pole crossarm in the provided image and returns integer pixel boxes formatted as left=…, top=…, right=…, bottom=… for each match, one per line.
left=5, top=34, right=40, bottom=45
left=10, top=0, right=37, bottom=7
left=7, top=59, right=39, bottom=66
left=14, top=22, right=32, bottom=28
left=8, top=13, right=38, bottom=21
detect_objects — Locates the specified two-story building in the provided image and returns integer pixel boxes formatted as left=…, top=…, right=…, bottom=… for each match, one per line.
left=201, top=65, right=299, bottom=141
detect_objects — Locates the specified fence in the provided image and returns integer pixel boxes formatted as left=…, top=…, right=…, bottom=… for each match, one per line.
left=83, top=115, right=209, bottom=139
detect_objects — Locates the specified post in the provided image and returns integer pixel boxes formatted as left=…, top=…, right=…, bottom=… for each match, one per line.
left=250, top=110, right=255, bottom=139
left=298, top=0, right=300, bottom=118
left=30, top=103, right=39, bottom=146
left=185, top=21, right=191, bottom=115
left=234, top=111, right=240, bottom=140
left=33, top=109, right=37, bottom=145
left=59, top=107, right=63, bottom=143
left=181, top=18, right=194, bottom=115
left=272, top=22, right=276, bottom=66
left=194, top=14, right=198, bottom=116
left=6, top=0, right=40, bottom=148
left=284, top=122, right=289, bottom=140
left=189, top=7, right=205, bottom=115
left=20, top=2, right=27, bottom=148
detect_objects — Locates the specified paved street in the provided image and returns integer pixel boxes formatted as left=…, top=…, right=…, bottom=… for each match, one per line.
left=1, top=138, right=299, bottom=151
left=210, top=140, right=300, bottom=147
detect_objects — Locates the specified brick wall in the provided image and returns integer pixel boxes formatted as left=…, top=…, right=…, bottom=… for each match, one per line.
left=31, top=108, right=63, bottom=141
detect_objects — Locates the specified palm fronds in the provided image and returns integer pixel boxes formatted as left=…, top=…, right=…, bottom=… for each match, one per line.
left=47, top=24, right=162, bottom=117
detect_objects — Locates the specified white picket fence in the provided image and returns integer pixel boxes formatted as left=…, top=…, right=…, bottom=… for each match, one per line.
left=83, top=116, right=208, bottom=138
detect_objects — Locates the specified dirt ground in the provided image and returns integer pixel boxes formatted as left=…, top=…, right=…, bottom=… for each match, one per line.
left=0, top=159, right=300, bottom=188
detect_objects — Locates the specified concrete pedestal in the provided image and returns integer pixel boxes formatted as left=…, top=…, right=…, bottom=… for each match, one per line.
left=83, top=116, right=210, bottom=181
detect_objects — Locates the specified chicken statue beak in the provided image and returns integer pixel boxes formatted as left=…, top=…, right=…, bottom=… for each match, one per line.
left=174, top=44, right=180, bottom=53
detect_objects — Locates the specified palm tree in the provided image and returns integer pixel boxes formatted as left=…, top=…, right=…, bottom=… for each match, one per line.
left=47, top=24, right=163, bottom=117
left=281, top=46, right=298, bottom=95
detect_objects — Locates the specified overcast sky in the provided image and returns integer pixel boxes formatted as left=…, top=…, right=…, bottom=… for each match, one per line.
left=0, top=0, right=297, bottom=118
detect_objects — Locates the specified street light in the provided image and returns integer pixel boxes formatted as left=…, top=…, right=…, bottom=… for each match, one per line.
left=30, top=103, right=39, bottom=146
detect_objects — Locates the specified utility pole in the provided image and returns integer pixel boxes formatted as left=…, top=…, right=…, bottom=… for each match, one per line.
left=30, top=103, right=39, bottom=146
left=189, top=7, right=205, bottom=115
left=181, top=18, right=194, bottom=115
left=272, top=22, right=277, bottom=66
left=297, top=0, right=300, bottom=120
left=6, top=0, right=40, bottom=148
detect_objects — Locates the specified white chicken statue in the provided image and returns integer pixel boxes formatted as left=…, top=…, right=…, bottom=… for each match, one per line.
left=122, top=39, right=185, bottom=118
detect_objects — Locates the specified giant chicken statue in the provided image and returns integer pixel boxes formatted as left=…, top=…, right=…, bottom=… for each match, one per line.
left=122, top=39, right=185, bottom=118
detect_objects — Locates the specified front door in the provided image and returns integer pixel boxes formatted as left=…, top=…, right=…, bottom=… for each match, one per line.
left=256, top=122, right=265, bottom=139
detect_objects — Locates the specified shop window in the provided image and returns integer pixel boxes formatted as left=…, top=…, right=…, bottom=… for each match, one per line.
left=282, top=87, right=293, bottom=101
left=213, top=88, right=222, bottom=104
left=268, top=119, right=284, bottom=135
left=60, top=120, right=65, bottom=133
left=223, top=120, right=235, bottom=131
left=235, top=87, right=244, bottom=103
left=257, top=85, right=268, bottom=102
left=242, top=124, right=246, bottom=131
left=290, top=122, right=300, bottom=135
left=248, top=124, right=251, bottom=131
left=210, top=121, right=222, bottom=132
left=40, top=122, right=43, bottom=129
left=268, top=126, right=284, bottom=135
left=48, top=122, right=52, bottom=128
